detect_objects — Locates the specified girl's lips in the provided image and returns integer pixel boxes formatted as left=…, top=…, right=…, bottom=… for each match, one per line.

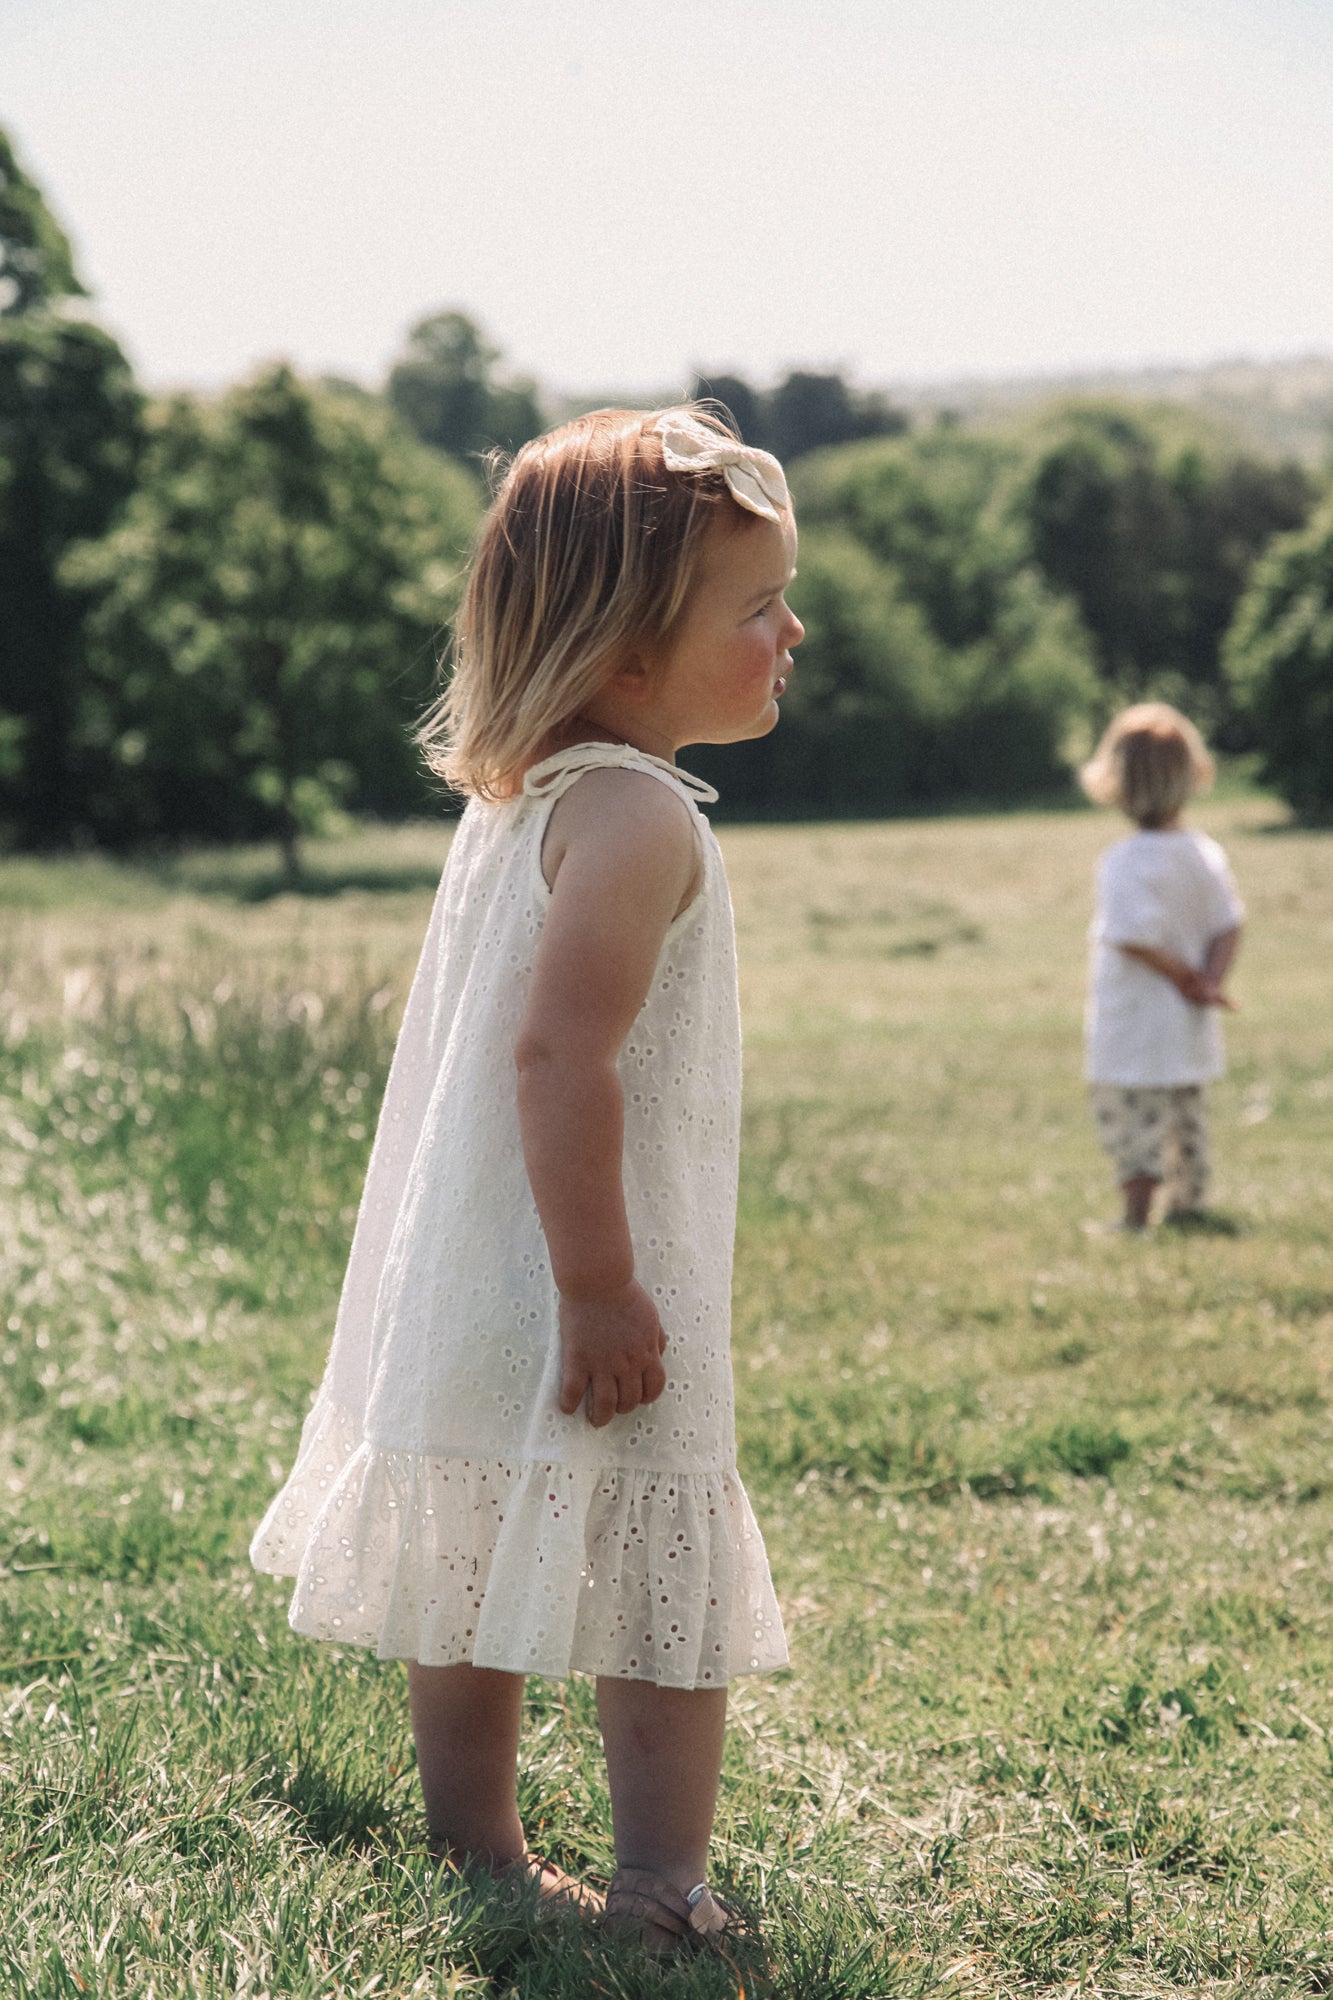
left=773, top=676, right=788, bottom=697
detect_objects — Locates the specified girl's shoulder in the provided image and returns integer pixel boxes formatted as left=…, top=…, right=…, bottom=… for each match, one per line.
left=538, top=760, right=708, bottom=916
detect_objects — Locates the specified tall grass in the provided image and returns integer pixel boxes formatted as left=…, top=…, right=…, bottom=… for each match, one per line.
left=4, top=796, right=1333, bottom=1995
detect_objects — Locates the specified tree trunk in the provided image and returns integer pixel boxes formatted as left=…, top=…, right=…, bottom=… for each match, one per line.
left=277, top=804, right=302, bottom=885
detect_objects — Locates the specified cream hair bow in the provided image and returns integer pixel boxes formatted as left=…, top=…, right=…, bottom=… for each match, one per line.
left=654, top=414, right=790, bottom=524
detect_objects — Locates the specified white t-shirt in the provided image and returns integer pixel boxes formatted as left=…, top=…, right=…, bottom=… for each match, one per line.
left=1085, top=827, right=1244, bottom=1086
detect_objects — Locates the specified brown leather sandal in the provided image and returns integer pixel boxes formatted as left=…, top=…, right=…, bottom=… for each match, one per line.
left=445, top=1850, right=604, bottom=1922
left=603, top=1866, right=731, bottom=1955
left=497, top=1852, right=605, bottom=1920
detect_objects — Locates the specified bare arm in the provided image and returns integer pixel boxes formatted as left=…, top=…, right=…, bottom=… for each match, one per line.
left=1203, top=925, right=1241, bottom=989
left=515, top=772, right=698, bottom=1427
left=1118, top=928, right=1240, bottom=1009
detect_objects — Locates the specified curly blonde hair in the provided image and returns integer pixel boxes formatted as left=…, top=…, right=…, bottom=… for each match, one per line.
left=1080, top=701, right=1215, bottom=827
left=419, top=404, right=758, bottom=800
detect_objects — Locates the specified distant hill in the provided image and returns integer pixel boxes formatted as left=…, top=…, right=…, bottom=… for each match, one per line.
left=891, top=355, right=1333, bottom=465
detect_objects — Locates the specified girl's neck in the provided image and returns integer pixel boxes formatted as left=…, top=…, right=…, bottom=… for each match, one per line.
left=536, top=717, right=679, bottom=766
left=1136, top=813, right=1184, bottom=832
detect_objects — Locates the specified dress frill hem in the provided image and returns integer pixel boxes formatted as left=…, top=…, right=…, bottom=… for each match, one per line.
left=249, top=1395, right=788, bottom=1689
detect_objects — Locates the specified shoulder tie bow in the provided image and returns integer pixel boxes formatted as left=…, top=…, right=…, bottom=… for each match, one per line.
left=653, top=414, right=790, bottom=524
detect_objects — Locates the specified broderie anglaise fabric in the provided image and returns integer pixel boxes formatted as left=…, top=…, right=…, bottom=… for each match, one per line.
left=250, top=745, right=788, bottom=1687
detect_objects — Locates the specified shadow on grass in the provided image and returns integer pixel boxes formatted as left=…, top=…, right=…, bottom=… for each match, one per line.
left=257, top=1751, right=409, bottom=1855
left=155, top=861, right=448, bottom=904
left=1159, top=1209, right=1245, bottom=1237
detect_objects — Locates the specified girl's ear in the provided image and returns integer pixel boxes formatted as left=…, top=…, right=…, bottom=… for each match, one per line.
left=605, top=648, right=656, bottom=702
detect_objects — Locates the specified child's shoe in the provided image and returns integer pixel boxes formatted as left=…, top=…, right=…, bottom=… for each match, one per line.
left=451, top=1850, right=603, bottom=1923
left=603, top=1867, right=731, bottom=1955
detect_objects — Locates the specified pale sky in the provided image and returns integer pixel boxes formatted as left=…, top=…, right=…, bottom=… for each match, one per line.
left=4, top=0, right=1332, bottom=397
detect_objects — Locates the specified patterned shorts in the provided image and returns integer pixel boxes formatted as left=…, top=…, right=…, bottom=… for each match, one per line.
left=1089, top=1083, right=1210, bottom=1206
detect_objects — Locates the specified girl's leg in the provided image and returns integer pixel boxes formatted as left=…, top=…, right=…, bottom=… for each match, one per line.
left=1121, top=1174, right=1156, bottom=1229
left=407, top=1661, right=526, bottom=1866
left=596, top=1677, right=727, bottom=1892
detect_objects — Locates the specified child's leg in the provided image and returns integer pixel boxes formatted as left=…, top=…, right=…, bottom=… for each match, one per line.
left=1121, top=1175, right=1156, bottom=1229
left=407, top=1661, right=526, bottom=1865
left=596, top=1677, right=727, bottom=1893
left=1091, top=1085, right=1160, bottom=1229
left=1163, top=1084, right=1209, bottom=1213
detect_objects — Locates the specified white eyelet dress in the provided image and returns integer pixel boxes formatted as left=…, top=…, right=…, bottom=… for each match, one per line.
left=250, top=743, right=788, bottom=1688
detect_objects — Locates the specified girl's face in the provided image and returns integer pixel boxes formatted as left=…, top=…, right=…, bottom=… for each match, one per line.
left=626, top=511, right=803, bottom=759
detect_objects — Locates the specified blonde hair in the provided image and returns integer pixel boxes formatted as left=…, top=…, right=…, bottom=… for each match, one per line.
left=420, top=404, right=764, bottom=800
left=1080, top=701, right=1215, bottom=827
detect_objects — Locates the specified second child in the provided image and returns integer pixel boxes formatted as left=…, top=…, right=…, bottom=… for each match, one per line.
left=1081, top=702, right=1244, bottom=1232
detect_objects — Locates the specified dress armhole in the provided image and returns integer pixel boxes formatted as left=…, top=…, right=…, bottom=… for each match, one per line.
left=529, top=764, right=711, bottom=933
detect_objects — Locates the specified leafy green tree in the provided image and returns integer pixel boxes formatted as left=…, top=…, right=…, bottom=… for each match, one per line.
left=689, top=368, right=906, bottom=461
left=1224, top=500, right=1333, bottom=819
left=0, top=128, right=84, bottom=315
left=0, top=126, right=143, bottom=844
left=1023, top=404, right=1312, bottom=726
left=386, top=310, right=542, bottom=462
left=66, top=367, right=480, bottom=874
left=766, top=371, right=906, bottom=464
left=794, top=427, right=1031, bottom=648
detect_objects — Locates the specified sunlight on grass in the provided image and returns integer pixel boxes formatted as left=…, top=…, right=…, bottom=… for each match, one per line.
left=4, top=798, right=1333, bottom=1995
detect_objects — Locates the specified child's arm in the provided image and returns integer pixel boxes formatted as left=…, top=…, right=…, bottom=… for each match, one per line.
left=1202, top=924, right=1241, bottom=995
left=515, top=771, right=698, bottom=1429
left=1118, top=933, right=1239, bottom=1009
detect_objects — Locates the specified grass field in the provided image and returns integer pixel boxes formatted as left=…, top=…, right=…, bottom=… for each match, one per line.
left=4, top=794, right=1333, bottom=1998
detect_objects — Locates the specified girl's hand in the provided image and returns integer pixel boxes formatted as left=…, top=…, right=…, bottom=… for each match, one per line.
left=1176, top=967, right=1237, bottom=1009
left=1194, top=979, right=1238, bottom=1011
left=557, top=1281, right=668, bottom=1428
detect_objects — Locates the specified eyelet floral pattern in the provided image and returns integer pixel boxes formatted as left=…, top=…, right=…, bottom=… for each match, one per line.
left=250, top=745, right=788, bottom=1688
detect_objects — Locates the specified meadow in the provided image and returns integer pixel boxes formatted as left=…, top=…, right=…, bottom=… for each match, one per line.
left=3, top=793, right=1333, bottom=1998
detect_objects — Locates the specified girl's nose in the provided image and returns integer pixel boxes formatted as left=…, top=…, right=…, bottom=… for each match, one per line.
left=785, top=609, right=805, bottom=649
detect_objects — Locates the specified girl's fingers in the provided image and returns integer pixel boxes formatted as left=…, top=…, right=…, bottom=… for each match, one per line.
left=558, top=1382, right=584, bottom=1416
left=588, top=1375, right=620, bottom=1427
left=558, top=1361, right=589, bottom=1416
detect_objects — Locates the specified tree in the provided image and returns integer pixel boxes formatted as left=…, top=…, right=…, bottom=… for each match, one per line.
left=0, top=128, right=85, bottom=316
left=386, top=310, right=542, bottom=462
left=688, top=368, right=907, bottom=462
left=1224, top=500, right=1333, bottom=819
left=0, top=126, right=143, bottom=844
left=767, top=371, right=905, bottom=463
left=65, top=368, right=481, bottom=874
left=793, top=426, right=1031, bottom=648
left=1023, top=404, right=1312, bottom=730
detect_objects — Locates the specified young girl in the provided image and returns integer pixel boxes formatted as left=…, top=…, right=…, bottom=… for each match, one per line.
left=1080, top=702, right=1244, bottom=1232
left=250, top=406, right=798, bottom=1948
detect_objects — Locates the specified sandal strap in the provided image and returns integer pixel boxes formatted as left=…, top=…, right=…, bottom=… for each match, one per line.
left=490, top=1851, right=604, bottom=1917
left=685, top=1882, right=729, bottom=1937
left=605, top=1867, right=731, bottom=1944
left=605, top=1866, right=694, bottom=1937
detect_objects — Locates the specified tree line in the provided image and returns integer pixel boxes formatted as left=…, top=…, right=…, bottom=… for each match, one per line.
left=3, top=126, right=1332, bottom=875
